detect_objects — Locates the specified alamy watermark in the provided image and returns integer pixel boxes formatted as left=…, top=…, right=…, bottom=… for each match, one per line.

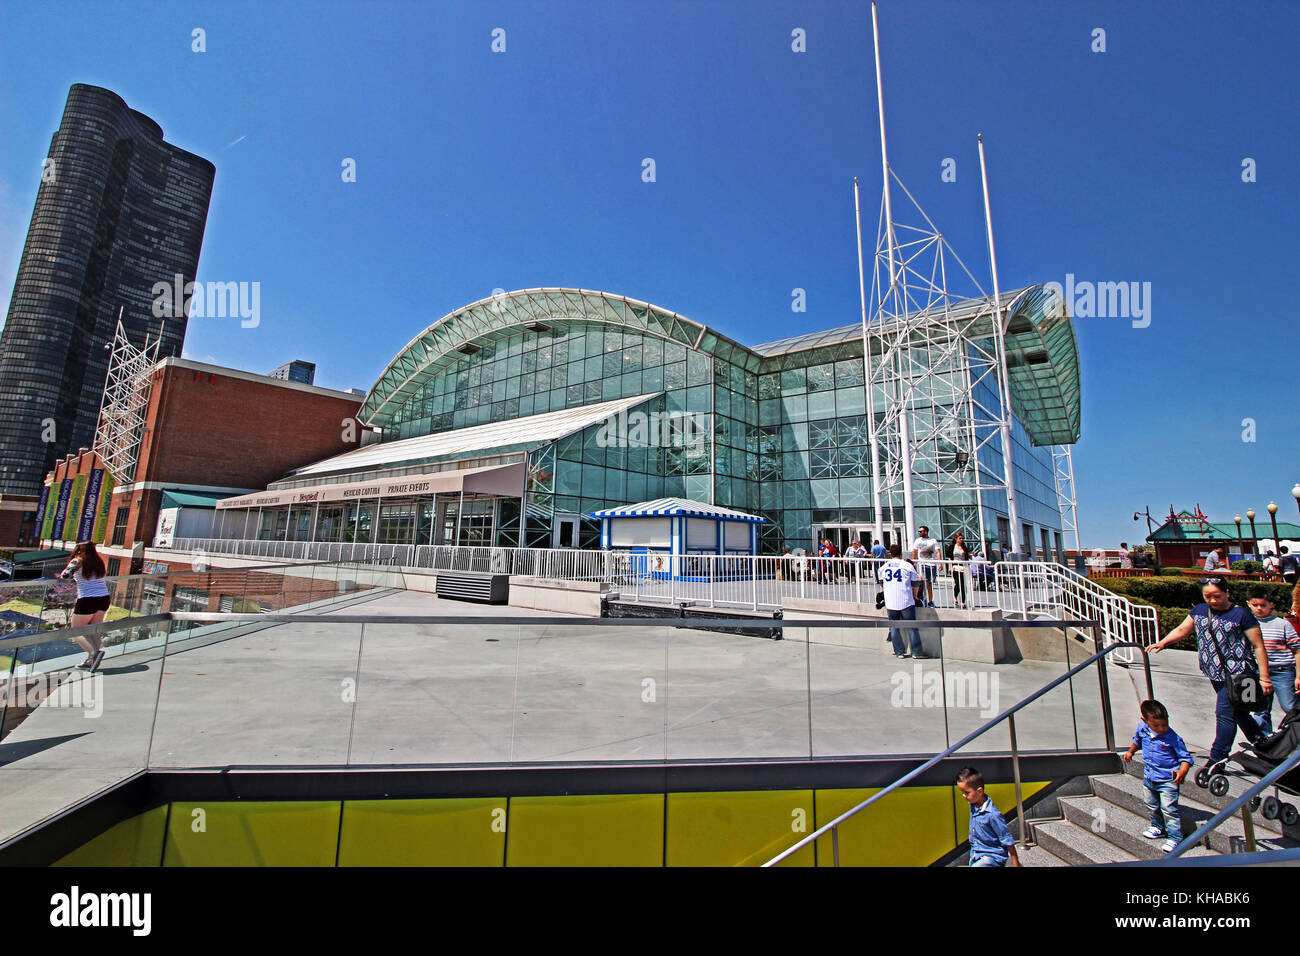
left=594, top=409, right=709, bottom=450
left=890, top=663, right=1000, bottom=719
left=1, top=673, right=103, bottom=718
left=152, top=273, right=260, bottom=328
left=1042, top=273, right=1151, bottom=328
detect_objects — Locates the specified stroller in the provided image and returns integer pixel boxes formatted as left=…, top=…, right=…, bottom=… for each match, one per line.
left=1196, top=701, right=1300, bottom=827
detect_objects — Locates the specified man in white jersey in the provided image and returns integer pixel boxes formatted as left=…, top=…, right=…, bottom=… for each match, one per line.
left=882, top=543, right=926, bottom=658
left=912, top=525, right=940, bottom=608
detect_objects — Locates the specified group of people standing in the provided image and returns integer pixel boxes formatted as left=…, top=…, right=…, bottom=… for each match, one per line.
left=808, top=527, right=995, bottom=606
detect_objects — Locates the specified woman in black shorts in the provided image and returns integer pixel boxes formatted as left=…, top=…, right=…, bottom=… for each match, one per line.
left=60, top=541, right=112, bottom=671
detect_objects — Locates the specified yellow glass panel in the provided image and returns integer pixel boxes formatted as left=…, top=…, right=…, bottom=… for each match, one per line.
left=506, top=794, right=663, bottom=867
left=338, top=798, right=506, bottom=866
left=163, top=802, right=340, bottom=867
left=54, top=805, right=168, bottom=867
left=814, top=786, right=960, bottom=867
left=667, top=790, right=815, bottom=867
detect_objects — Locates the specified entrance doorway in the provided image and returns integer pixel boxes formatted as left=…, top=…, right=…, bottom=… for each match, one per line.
left=553, top=513, right=581, bottom=549
left=814, top=525, right=871, bottom=554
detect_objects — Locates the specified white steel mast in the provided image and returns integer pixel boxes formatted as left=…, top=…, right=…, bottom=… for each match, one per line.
left=855, top=176, right=885, bottom=542
left=977, top=133, right=1022, bottom=555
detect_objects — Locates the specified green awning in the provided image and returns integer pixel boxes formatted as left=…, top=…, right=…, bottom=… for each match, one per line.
left=12, top=548, right=71, bottom=565
left=160, top=490, right=232, bottom=509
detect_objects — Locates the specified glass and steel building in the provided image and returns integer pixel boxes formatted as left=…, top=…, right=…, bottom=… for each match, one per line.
left=270, top=360, right=316, bottom=385
left=213, top=287, right=1080, bottom=557
left=0, top=84, right=215, bottom=496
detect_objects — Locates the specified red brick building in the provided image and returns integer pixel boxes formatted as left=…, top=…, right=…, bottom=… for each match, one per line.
left=34, top=357, right=369, bottom=574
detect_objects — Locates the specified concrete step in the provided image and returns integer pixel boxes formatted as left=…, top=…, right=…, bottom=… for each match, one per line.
left=1126, top=754, right=1300, bottom=841
left=1092, top=772, right=1298, bottom=853
left=1016, top=844, right=1068, bottom=867
left=1032, top=818, right=1140, bottom=865
left=1058, top=795, right=1217, bottom=861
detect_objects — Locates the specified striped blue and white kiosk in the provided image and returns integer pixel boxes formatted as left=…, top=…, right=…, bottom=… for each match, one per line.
left=591, top=497, right=765, bottom=581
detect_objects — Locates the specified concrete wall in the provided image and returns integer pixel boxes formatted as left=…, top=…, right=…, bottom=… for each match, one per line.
left=509, top=575, right=606, bottom=617
left=780, top=599, right=1084, bottom=665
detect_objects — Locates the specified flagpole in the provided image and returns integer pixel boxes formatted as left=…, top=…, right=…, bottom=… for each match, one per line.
left=977, top=133, right=1022, bottom=556
left=855, top=176, right=884, bottom=543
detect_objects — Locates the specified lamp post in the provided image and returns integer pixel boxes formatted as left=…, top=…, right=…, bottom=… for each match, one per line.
left=1292, top=484, right=1300, bottom=520
left=1247, top=508, right=1258, bottom=559
left=1268, top=501, right=1281, bottom=554
left=1234, top=515, right=1243, bottom=562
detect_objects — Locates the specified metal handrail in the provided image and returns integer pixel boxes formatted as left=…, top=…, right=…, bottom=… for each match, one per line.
left=762, top=636, right=1151, bottom=867
left=1164, top=747, right=1300, bottom=860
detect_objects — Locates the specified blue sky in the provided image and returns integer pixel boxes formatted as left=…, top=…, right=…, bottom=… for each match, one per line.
left=1, top=0, right=1297, bottom=546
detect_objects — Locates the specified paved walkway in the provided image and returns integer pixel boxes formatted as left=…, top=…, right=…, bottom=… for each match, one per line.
left=0, top=590, right=1267, bottom=849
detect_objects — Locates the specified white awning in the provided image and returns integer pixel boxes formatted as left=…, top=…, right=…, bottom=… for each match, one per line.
left=216, top=461, right=525, bottom=509
left=284, top=391, right=662, bottom=480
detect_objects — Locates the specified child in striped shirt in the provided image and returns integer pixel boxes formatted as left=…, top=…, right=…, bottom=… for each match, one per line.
left=1247, top=587, right=1300, bottom=720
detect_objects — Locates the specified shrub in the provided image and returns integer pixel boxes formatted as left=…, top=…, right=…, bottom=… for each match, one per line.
left=1094, top=574, right=1293, bottom=612
left=1231, top=560, right=1263, bottom=573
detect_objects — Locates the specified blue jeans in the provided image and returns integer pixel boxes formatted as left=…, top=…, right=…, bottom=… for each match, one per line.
left=1143, top=777, right=1183, bottom=842
left=1209, top=679, right=1271, bottom=762
left=1272, top=666, right=1297, bottom=718
left=969, top=853, right=1006, bottom=867
left=888, top=605, right=923, bottom=656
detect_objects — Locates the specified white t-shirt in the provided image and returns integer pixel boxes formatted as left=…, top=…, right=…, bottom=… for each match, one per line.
left=1119, top=549, right=1132, bottom=569
left=913, top=537, right=939, bottom=565
left=880, top=558, right=920, bottom=610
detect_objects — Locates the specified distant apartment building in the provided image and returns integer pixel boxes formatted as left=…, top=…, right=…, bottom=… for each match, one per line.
left=270, top=360, right=316, bottom=385
left=0, top=84, right=215, bottom=498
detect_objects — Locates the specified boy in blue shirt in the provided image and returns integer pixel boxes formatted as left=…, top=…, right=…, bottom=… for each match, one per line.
left=1122, top=699, right=1193, bottom=853
left=956, top=767, right=1020, bottom=867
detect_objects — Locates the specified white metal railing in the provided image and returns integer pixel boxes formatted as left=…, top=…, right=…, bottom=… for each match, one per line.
left=167, top=540, right=1158, bottom=657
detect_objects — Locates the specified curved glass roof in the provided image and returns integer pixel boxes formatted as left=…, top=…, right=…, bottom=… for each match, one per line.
left=361, top=284, right=1081, bottom=446
left=360, top=288, right=754, bottom=428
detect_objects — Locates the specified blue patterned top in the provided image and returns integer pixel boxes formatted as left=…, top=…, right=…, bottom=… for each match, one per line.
left=1192, top=603, right=1260, bottom=682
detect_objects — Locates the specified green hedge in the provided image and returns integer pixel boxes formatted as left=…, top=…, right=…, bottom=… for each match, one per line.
left=1096, top=575, right=1294, bottom=611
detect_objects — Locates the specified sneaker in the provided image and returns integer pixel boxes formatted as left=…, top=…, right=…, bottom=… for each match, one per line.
left=89, top=649, right=106, bottom=673
left=1160, top=839, right=1177, bottom=853
left=913, top=654, right=930, bottom=660
left=75, top=659, right=94, bottom=671
left=1141, top=825, right=1165, bottom=839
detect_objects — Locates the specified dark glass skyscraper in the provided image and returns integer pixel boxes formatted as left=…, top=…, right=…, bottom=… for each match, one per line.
left=0, top=84, right=215, bottom=496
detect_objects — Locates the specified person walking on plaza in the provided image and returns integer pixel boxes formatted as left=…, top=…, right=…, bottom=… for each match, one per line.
left=1246, top=586, right=1300, bottom=719
left=949, top=531, right=971, bottom=610
left=1279, top=547, right=1299, bottom=586
left=1146, top=577, right=1273, bottom=772
left=1121, top=699, right=1193, bottom=854
left=912, top=525, right=940, bottom=607
left=881, top=543, right=925, bottom=659
left=1263, top=550, right=1279, bottom=579
left=844, top=538, right=868, bottom=583
left=60, top=541, right=111, bottom=672
left=1119, top=543, right=1132, bottom=569
left=871, top=538, right=888, bottom=583
left=955, top=767, right=1020, bottom=867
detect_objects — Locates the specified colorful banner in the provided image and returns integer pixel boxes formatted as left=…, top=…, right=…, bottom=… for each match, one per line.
left=78, top=469, right=105, bottom=542
left=63, top=474, right=88, bottom=543
left=49, top=478, right=73, bottom=541
left=92, top=471, right=116, bottom=544
left=41, top=480, right=61, bottom=540
left=32, top=484, right=50, bottom=537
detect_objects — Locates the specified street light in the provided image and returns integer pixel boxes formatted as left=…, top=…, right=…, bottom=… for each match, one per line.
left=1234, top=515, right=1242, bottom=560
left=1292, top=483, right=1300, bottom=519
left=1268, top=501, right=1281, bottom=554
left=1247, top=508, right=1258, bottom=557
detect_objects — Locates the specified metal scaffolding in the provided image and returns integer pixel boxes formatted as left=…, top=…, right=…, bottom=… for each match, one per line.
left=92, top=316, right=160, bottom=482
left=1053, top=444, right=1082, bottom=554
left=862, top=1, right=1025, bottom=554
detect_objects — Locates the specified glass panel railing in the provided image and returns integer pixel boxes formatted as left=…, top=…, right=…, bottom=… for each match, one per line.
left=0, top=616, right=173, bottom=846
